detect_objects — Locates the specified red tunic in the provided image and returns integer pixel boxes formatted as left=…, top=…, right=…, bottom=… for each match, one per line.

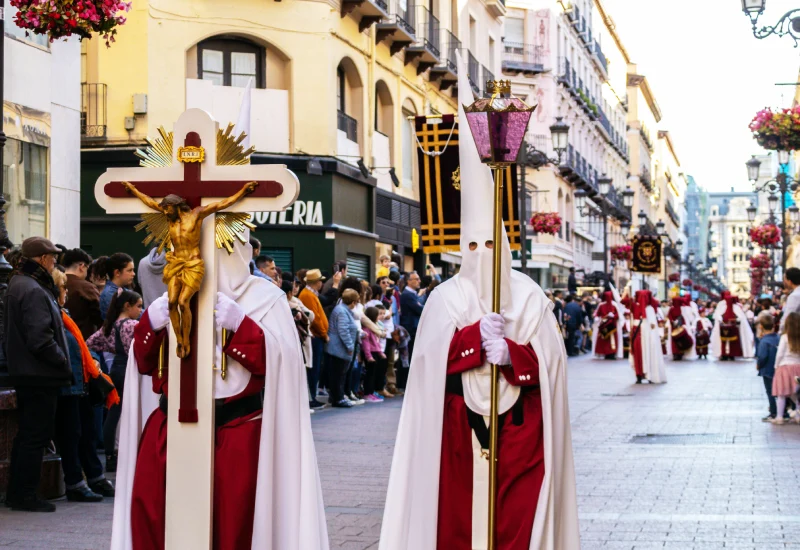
left=129, top=311, right=267, bottom=550
left=436, top=321, right=545, bottom=550
left=594, top=302, right=619, bottom=356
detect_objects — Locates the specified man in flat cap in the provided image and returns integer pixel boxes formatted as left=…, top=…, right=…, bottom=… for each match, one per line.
left=5, top=236, right=72, bottom=512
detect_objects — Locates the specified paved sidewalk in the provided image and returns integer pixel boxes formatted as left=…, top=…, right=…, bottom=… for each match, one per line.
left=2, top=354, right=800, bottom=549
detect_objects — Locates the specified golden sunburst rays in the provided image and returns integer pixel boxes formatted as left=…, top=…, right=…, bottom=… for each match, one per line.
left=215, top=213, right=256, bottom=254
left=132, top=123, right=256, bottom=253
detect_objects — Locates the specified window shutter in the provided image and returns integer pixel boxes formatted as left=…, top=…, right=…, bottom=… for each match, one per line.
left=346, top=253, right=370, bottom=281
left=262, top=248, right=293, bottom=275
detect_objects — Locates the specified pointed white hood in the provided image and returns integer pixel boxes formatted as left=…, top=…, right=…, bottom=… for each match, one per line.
left=456, top=50, right=513, bottom=315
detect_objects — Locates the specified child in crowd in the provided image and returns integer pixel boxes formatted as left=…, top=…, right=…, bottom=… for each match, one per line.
left=756, top=314, right=780, bottom=422
left=771, top=312, right=800, bottom=425
left=87, top=289, right=142, bottom=471
left=361, top=307, right=388, bottom=403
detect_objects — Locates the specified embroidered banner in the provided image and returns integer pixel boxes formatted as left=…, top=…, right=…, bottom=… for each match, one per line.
left=630, top=234, right=662, bottom=273
left=415, top=115, right=521, bottom=253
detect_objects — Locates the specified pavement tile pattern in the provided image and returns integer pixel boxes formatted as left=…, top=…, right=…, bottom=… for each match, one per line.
left=1, top=354, right=799, bottom=549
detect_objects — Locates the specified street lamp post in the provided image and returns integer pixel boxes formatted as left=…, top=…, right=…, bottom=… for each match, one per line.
left=574, top=174, right=621, bottom=282
left=746, top=154, right=797, bottom=285
left=518, top=117, right=570, bottom=275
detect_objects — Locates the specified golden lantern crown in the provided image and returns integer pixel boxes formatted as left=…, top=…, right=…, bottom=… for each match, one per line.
left=485, top=80, right=511, bottom=95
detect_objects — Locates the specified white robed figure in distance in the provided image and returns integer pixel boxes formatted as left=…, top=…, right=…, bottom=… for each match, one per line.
left=379, top=51, right=579, bottom=550
left=710, top=291, right=755, bottom=360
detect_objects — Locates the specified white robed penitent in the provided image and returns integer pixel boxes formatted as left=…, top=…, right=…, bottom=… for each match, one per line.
left=110, top=229, right=328, bottom=550
left=710, top=299, right=755, bottom=359
left=378, top=51, right=580, bottom=550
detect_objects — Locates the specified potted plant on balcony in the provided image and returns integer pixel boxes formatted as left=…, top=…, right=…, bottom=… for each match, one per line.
left=749, top=224, right=781, bottom=247
left=10, top=0, right=131, bottom=46
left=530, top=212, right=562, bottom=235
left=749, top=106, right=800, bottom=151
left=610, top=244, right=632, bottom=262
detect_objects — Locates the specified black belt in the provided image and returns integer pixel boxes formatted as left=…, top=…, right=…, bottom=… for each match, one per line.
left=445, top=374, right=538, bottom=450
left=159, top=393, right=263, bottom=428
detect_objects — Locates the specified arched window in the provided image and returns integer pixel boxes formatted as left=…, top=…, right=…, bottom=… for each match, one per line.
left=336, top=58, right=364, bottom=145
left=197, top=37, right=265, bottom=88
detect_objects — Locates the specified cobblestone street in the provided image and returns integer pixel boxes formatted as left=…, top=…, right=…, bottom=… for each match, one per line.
left=2, top=353, right=800, bottom=549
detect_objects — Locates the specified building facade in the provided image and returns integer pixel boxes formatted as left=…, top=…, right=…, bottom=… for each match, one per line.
left=685, top=175, right=708, bottom=266
left=79, top=0, right=504, bottom=277
left=708, top=191, right=756, bottom=298
left=3, top=1, right=81, bottom=247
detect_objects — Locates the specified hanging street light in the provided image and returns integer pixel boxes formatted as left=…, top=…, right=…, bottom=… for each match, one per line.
left=747, top=202, right=758, bottom=223
left=746, top=156, right=762, bottom=182
left=656, top=219, right=667, bottom=237
left=638, top=210, right=647, bottom=227
left=549, top=117, right=570, bottom=159
left=768, top=192, right=779, bottom=214
left=778, top=149, right=791, bottom=166
left=462, top=78, right=535, bottom=550
left=741, top=0, right=800, bottom=47
left=676, top=239, right=683, bottom=254
left=622, top=186, right=635, bottom=209
left=598, top=173, right=612, bottom=196
left=574, top=188, right=587, bottom=212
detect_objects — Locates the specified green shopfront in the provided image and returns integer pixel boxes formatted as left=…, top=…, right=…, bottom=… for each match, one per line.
left=80, top=151, right=380, bottom=280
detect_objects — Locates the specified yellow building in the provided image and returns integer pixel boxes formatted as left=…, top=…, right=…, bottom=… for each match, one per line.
left=80, top=0, right=504, bottom=277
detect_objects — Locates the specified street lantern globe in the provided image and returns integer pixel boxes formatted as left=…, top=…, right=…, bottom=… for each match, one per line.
left=747, top=203, right=757, bottom=222
left=656, top=219, right=666, bottom=236
left=574, top=188, right=587, bottom=211
left=622, top=186, right=635, bottom=208
left=790, top=205, right=800, bottom=223
left=638, top=210, right=647, bottom=227
left=778, top=149, right=791, bottom=166
left=768, top=192, right=779, bottom=213
left=549, top=116, right=570, bottom=156
left=463, top=80, right=535, bottom=166
left=675, top=239, right=683, bottom=254
left=746, top=155, right=762, bottom=182
left=620, top=219, right=631, bottom=234
left=598, top=174, right=612, bottom=196
left=741, top=0, right=765, bottom=15
left=688, top=250, right=696, bottom=263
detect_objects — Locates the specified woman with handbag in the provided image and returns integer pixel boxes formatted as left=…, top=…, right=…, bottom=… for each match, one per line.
left=51, top=269, right=119, bottom=501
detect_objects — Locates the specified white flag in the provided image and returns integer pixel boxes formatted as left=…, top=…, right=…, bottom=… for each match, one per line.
left=234, top=77, right=253, bottom=150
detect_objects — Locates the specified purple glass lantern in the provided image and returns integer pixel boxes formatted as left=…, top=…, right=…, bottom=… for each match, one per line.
left=463, top=80, right=536, bottom=166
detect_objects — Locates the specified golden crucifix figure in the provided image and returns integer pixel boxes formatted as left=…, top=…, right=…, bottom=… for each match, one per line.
left=121, top=180, right=259, bottom=358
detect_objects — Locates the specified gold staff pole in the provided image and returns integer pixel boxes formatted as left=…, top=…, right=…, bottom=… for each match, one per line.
left=487, top=164, right=504, bottom=550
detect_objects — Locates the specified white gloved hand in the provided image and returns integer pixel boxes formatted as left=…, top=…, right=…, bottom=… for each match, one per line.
left=480, top=312, right=505, bottom=343
left=148, top=293, right=170, bottom=331
left=484, top=338, right=511, bottom=366
left=216, top=292, right=245, bottom=332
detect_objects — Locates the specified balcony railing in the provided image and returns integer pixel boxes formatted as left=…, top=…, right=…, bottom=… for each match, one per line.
left=412, top=5, right=440, bottom=58
left=666, top=200, right=681, bottom=226
left=483, top=66, right=494, bottom=93
left=81, top=83, right=107, bottom=141
left=440, top=30, right=459, bottom=73
left=337, top=110, right=358, bottom=143
left=501, top=42, right=545, bottom=75
left=558, top=57, right=575, bottom=89
left=593, top=40, right=608, bottom=74
left=597, top=105, right=611, bottom=135
left=467, top=50, right=480, bottom=95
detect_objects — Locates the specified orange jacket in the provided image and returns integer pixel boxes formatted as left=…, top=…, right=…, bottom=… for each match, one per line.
left=299, top=287, right=328, bottom=340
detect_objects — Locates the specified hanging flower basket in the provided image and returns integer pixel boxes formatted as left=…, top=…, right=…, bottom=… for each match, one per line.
left=750, top=253, right=771, bottom=269
left=683, top=278, right=693, bottom=287
left=750, top=106, right=800, bottom=151
left=610, top=244, right=633, bottom=261
left=749, top=224, right=781, bottom=247
left=10, top=0, right=131, bottom=46
left=530, top=212, right=562, bottom=235
left=668, top=273, right=680, bottom=282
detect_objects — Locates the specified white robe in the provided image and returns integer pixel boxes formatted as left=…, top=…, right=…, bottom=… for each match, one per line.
left=379, top=274, right=580, bottom=550
left=110, top=248, right=328, bottom=550
left=630, top=306, right=667, bottom=384
left=710, top=301, right=755, bottom=359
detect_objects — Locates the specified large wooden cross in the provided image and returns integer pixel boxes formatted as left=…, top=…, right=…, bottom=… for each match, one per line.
left=94, top=109, right=299, bottom=549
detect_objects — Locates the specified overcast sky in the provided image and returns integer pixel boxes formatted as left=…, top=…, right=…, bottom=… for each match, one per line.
left=600, top=0, right=799, bottom=193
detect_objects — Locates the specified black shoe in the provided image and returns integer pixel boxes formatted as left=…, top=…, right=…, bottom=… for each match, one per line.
left=89, top=478, right=115, bottom=498
left=10, top=496, right=56, bottom=512
left=309, top=399, right=326, bottom=410
left=331, top=399, right=354, bottom=408
left=66, top=485, right=103, bottom=503
left=636, top=375, right=643, bottom=384
left=105, top=453, right=117, bottom=473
